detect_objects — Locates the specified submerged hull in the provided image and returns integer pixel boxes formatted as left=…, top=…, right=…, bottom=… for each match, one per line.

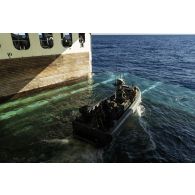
left=72, top=87, right=141, bottom=147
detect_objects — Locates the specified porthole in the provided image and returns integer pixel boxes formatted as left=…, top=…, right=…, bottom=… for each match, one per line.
left=39, top=33, right=54, bottom=49
left=11, top=33, right=30, bottom=50
left=61, top=33, right=72, bottom=47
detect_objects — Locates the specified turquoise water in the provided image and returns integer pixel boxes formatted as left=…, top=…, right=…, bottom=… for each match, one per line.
left=0, top=35, right=195, bottom=162
left=0, top=74, right=119, bottom=162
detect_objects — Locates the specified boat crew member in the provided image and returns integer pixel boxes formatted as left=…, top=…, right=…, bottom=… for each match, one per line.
left=130, top=86, right=137, bottom=102
left=116, top=79, right=126, bottom=103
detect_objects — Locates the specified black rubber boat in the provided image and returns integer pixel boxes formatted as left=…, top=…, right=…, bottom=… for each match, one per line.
left=72, top=79, right=141, bottom=147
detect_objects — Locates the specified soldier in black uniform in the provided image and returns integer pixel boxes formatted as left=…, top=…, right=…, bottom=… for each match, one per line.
left=116, top=79, right=126, bottom=103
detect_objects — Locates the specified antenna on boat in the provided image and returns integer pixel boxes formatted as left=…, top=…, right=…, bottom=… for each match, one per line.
left=115, top=64, right=117, bottom=85
left=122, top=72, right=125, bottom=82
left=120, top=72, right=123, bottom=80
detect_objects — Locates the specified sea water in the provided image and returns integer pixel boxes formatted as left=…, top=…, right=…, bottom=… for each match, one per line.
left=0, top=35, right=195, bottom=162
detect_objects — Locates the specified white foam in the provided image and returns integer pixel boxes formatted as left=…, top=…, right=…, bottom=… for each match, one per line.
left=136, top=104, right=145, bottom=117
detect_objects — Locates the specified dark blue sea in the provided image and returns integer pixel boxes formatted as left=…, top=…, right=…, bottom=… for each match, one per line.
left=0, top=35, right=195, bottom=162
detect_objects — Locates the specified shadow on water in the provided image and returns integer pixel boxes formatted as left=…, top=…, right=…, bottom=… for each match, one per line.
left=103, top=98, right=195, bottom=163
left=103, top=105, right=158, bottom=163
left=0, top=73, right=117, bottom=162
left=102, top=72, right=195, bottom=163
left=0, top=72, right=195, bottom=162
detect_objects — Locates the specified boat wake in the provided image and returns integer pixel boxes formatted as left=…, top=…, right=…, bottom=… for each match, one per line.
left=41, top=137, right=103, bottom=163
left=136, top=104, right=145, bottom=117
left=142, top=82, right=161, bottom=94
